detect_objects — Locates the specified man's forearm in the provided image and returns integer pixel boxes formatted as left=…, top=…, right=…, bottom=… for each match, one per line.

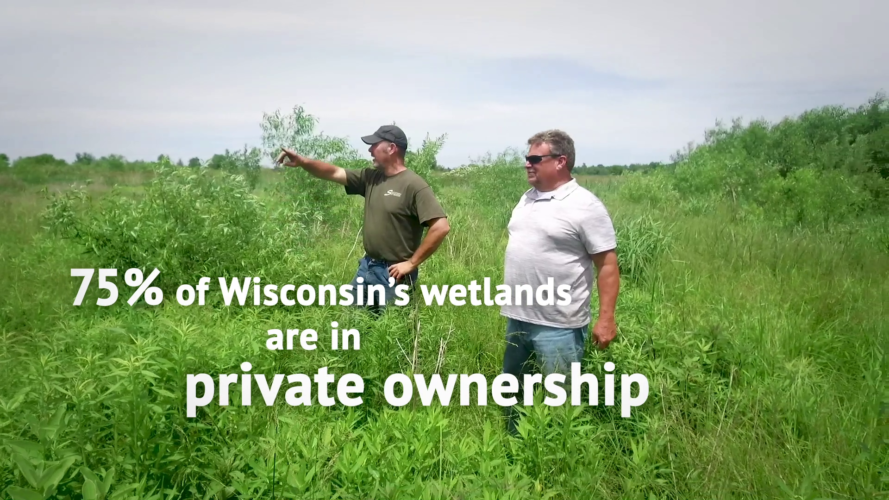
left=591, top=250, right=619, bottom=318
left=300, top=158, right=345, bottom=184
left=408, top=219, right=450, bottom=266
left=596, top=261, right=619, bottom=318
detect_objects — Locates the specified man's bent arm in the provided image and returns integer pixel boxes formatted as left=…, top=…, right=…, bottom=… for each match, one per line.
left=591, top=249, right=620, bottom=319
left=409, top=217, right=450, bottom=267
left=300, top=158, right=347, bottom=186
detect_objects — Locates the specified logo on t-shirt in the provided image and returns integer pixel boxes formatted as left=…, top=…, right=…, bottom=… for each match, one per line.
left=384, top=189, right=402, bottom=197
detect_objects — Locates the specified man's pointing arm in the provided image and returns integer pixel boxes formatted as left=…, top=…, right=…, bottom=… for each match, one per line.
left=276, top=147, right=347, bottom=186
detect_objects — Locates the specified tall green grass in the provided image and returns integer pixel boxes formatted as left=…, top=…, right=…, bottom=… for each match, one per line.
left=1, top=98, right=887, bottom=499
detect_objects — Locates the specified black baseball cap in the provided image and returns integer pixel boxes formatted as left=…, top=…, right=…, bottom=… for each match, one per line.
left=361, top=125, right=408, bottom=151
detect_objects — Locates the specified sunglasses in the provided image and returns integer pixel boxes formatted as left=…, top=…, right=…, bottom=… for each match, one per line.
left=525, top=154, right=562, bottom=164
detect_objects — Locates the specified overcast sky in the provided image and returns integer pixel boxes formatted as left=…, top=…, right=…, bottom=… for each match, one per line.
left=1, top=0, right=886, bottom=168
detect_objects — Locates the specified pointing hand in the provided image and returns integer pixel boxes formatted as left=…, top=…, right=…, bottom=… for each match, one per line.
left=275, top=147, right=307, bottom=168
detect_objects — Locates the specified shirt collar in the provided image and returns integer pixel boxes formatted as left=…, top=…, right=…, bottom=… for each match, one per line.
left=527, top=178, right=579, bottom=201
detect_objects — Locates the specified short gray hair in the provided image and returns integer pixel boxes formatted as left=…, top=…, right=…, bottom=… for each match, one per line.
left=528, top=129, right=575, bottom=171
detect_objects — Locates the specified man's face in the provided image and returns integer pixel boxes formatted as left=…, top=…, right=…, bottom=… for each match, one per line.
left=525, top=142, right=565, bottom=190
left=369, top=141, right=394, bottom=168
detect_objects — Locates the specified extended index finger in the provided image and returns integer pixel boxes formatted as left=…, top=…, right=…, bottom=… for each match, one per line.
left=277, top=148, right=297, bottom=163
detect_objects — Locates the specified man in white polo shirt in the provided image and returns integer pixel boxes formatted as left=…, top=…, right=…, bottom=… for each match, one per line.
left=500, top=129, right=620, bottom=435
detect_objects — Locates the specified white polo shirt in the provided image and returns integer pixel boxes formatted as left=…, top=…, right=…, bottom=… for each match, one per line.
left=500, top=178, right=617, bottom=328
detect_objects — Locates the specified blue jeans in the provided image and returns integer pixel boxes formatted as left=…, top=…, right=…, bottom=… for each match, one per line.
left=501, top=318, right=588, bottom=435
left=349, top=255, right=418, bottom=309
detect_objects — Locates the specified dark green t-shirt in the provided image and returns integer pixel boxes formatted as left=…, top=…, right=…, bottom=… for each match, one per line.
left=344, top=168, right=447, bottom=263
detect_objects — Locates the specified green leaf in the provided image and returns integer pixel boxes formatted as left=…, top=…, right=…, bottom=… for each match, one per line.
left=109, top=482, right=140, bottom=499
left=5, top=486, right=44, bottom=500
left=13, top=455, right=40, bottom=489
left=5, top=439, right=44, bottom=458
left=80, top=466, right=100, bottom=485
left=151, top=387, right=176, bottom=398
left=102, top=467, right=115, bottom=494
left=38, top=456, right=77, bottom=492
left=82, top=479, right=98, bottom=500
left=47, top=404, right=68, bottom=440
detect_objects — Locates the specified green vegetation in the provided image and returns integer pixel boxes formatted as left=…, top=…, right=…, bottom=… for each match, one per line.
left=573, top=161, right=666, bottom=176
left=1, top=96, right=887, bottom=499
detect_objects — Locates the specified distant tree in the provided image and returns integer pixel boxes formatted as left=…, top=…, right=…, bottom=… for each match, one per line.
left=260, top=105, right=359, bottom=169
left=0, top=153, right=8, bottom=168
left=670, top=141, right=697, bottom=163
left=99, top=154, right=127, bottom=171
left=75, top=152, right=95, bottom=165
left=176, top=159, right=184, bottom=167
left=12, top=154, right=67, bottom=168
left=207, top=151, right=232, bottom=170
left=188, top=157, right=202, bottom=168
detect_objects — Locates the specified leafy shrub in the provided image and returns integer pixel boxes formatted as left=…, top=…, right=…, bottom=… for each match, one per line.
left=759, top=167, right=871, bottom=229
left=666, top=92, right=889, bottom=228
left=41, top=159, right=279, bottom=293
left=206, top=146, right=263, bottom=189
left=405, top=133, right=447, bottom=191
left=671, top=147, right=730, bottom=199
left=260, top=105, right=366, bottom=224
left=12, top=154, right=67, bottom=169
left=447, top=148, right=528, bottom=228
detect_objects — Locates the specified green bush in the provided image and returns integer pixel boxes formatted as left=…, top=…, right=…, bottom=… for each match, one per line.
left=666, top=91, right=889, bottom=228
left=405, top=133, right=447, bottom=190
left=41, top=159, right=290, bottom=293
left=759, top=167, right=871, bottom=229
left=207, top=146, right=263, bottom=190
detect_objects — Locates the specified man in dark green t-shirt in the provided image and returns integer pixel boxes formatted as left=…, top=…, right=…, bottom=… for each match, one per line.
left=276, top=124, right=450, bottom=307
